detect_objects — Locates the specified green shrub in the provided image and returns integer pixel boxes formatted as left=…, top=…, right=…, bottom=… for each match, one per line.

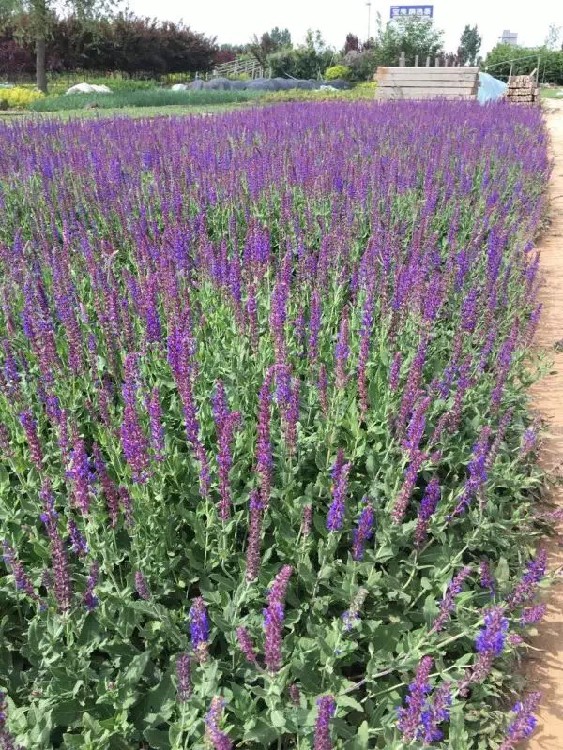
left=324, top=65, right=352, bottom=81
left=28, top=88, right=261, bottom=112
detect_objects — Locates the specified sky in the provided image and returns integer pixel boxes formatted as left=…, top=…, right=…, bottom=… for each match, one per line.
left=128, top=0, right=563, bottom=56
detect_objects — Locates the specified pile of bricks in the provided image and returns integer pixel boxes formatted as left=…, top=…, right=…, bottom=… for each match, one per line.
left=506, top=75, right=539, bottom=105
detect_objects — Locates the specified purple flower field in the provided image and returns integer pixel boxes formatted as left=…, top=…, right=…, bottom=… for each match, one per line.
left=0, top=101, right=552, bottom=748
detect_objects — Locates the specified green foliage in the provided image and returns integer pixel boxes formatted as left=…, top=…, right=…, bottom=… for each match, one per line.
left=28, top=87, right=260, bottom=111
left=375, top=16, right=444, bottom=66
left=268, top=29, right=335, bottom=80
left=324, top=65, right=352, bottom=81
left=261, top=82, right=376, bottom=102
left=458, top=24, right=481, bottom=66
left=483, top=44, right=563, bottom=84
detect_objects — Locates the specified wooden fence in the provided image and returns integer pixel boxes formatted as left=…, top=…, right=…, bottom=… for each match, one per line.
left=374, top=64, right=479, bottom=101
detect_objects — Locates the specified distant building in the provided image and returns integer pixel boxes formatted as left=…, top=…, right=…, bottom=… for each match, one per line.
left=500, top=30, right=518, bottom=46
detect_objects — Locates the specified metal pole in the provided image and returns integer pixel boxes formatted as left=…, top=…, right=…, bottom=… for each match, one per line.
left=366, top=2, right=372, bottom=41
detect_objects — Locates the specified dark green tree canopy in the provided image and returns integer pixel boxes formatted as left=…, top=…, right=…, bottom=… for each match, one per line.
left=458, top=24, right=481, bottom=66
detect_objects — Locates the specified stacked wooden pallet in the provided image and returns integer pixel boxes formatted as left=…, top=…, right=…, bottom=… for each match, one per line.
left=374, top=66, right=479, bottom=101
left=507, top=75, right=539, bottom=104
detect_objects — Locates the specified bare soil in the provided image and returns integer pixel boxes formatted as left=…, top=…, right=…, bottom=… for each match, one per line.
left=524, top=98, right=563, bottom=749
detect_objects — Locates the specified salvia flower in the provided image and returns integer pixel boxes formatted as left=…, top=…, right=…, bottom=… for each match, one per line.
left=217, top=411, right=241, bottom=521
left=507, top=549, right=547, bottom=609
left=520, top=427, right=537, bottom=457
left=430, top=566, right=472, bottom=633
left=82, top=561, right=99, bottom=611
left=288, top=683, right=301, bottom=706
left=236, top=626, right=259, bottom=665
left=419, top=682, right=452, bottom=744
left=2, top=541, right=39, bottom=601
left=189, top=596, right=209, bottom=663
left=479, top=560, right=496, bottom=596
left=318, top=364, right=328, bottom=416
left=327, top=460, right=351, bottom=532
left=67, top=519, right=87, bottom=557
left=389, top=351, right=402, bottom=391
left=120, top=354, right=150, bottom=483
left=342, top=588, right=368, bottom=631
left=314, top=695, right=336, bottom=750
left=19, top=410, right=42, bottom=469
left=255, top=369, right=274, bottom=507
left=521, top=604, right=547, bottom=626
left=392, top=451, right=424, bottom=525
left=66, top=435, right=92, bottom=516
left=205, top=697, right=232, bottom=750
left=40, top=481, right=71, bottom=613
left=397, top=656, right=433, bottom=742
left=335, top=312, right=350, bottom=389
left=245, top=490, right=264, bottom=581
left=452, top=427, right=492, bottom=516
left=264, top=564, right=293, bottom=673
left=134, top=570, right=151, bottom=601
left=175, top=652, right=192, bottom=702
left=414, top=478, right=441, bottom=548
left=351, top=500, right=375, bottom=561
left=146, top=386, right=165, bottom=461
left=301, top=504, right=313, bottom=538
left=499, top=692, right=541, bottom=749
left=475, top=606, right=509, bottom=656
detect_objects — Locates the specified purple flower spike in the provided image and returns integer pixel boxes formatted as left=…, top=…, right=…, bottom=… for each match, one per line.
left=175, top=652, right=191, bottom=702
left=2, top=541, right=40, bottom=602
left=419, top=682, right=452, bottom=744
left=352, top=500, right=374, bottom=561
left=327, top=457, right=351, bottom=532
left=134, top=570, right=151, bottom=601
left=507, top=549, right=547, bottom=609
left=430, top=566, right=472, bottom=633
left=82, top=561, right=100, bottom=611
left=342, top=588, right=368, bottom=631
left=189, top=596, right=209, bottom=663
left=414, top=478, right=441, bottom=548
left=205, top=697, right=232, bottom=750
left=245, top=490, right=263, bottom=581
left=475, top=606, right=509, bottom=656
left=236, top=626, right=259, bottom=665
left=19, top=410, right=43, bottom=470
left=521, top=604, right=547, bottom=626
left=147, top=386, right=165, bottom=461
left=479, top=560, right=496, bottom=595
left=314, top=695, right=336, bottom=750
left=397, top=656, right=433, bottom=742
left=68, top=519, right=88, bottom=557
left=263, top=564, right=293, bottom=673
left=499, top=692, right=541, bottom=749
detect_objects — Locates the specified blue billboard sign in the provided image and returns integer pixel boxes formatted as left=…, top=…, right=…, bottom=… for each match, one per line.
left=390, top=5, right=434, bottom=19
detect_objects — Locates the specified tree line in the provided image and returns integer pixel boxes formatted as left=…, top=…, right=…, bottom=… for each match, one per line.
left=0, top=11, right=217, bottom=88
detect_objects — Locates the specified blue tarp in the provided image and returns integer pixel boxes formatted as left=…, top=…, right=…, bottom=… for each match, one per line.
left=478, top=72, right=508, bottom=103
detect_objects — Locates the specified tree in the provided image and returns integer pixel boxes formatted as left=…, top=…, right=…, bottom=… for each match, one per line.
left=0, top=0, right=118, bottom=92
left=544, top=23, right=561, bottom=50
left=458, top=24, right=481, bottom=65
left=269, top=26, right=291, bottom=49
left=343, top=33, right=360, bottom=54
left=375, top=16, right=444, bottom=66
left=248, top=28, right=291, bottom=67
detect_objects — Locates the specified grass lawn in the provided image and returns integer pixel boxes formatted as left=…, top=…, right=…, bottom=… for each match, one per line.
left=0, top=102, right=251, bottom=120
left=541, top=86, right=563, bottom=98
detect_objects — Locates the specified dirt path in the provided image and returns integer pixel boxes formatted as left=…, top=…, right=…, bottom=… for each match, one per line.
left=524, top=99, right=563, bottom=750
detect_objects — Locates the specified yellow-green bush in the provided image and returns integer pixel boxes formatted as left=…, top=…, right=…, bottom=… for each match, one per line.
left=0, top=87, right=45, bottom=110
left=261, top=82, right=377, bottom=104
left=324, top=65, right=352, bottom=81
